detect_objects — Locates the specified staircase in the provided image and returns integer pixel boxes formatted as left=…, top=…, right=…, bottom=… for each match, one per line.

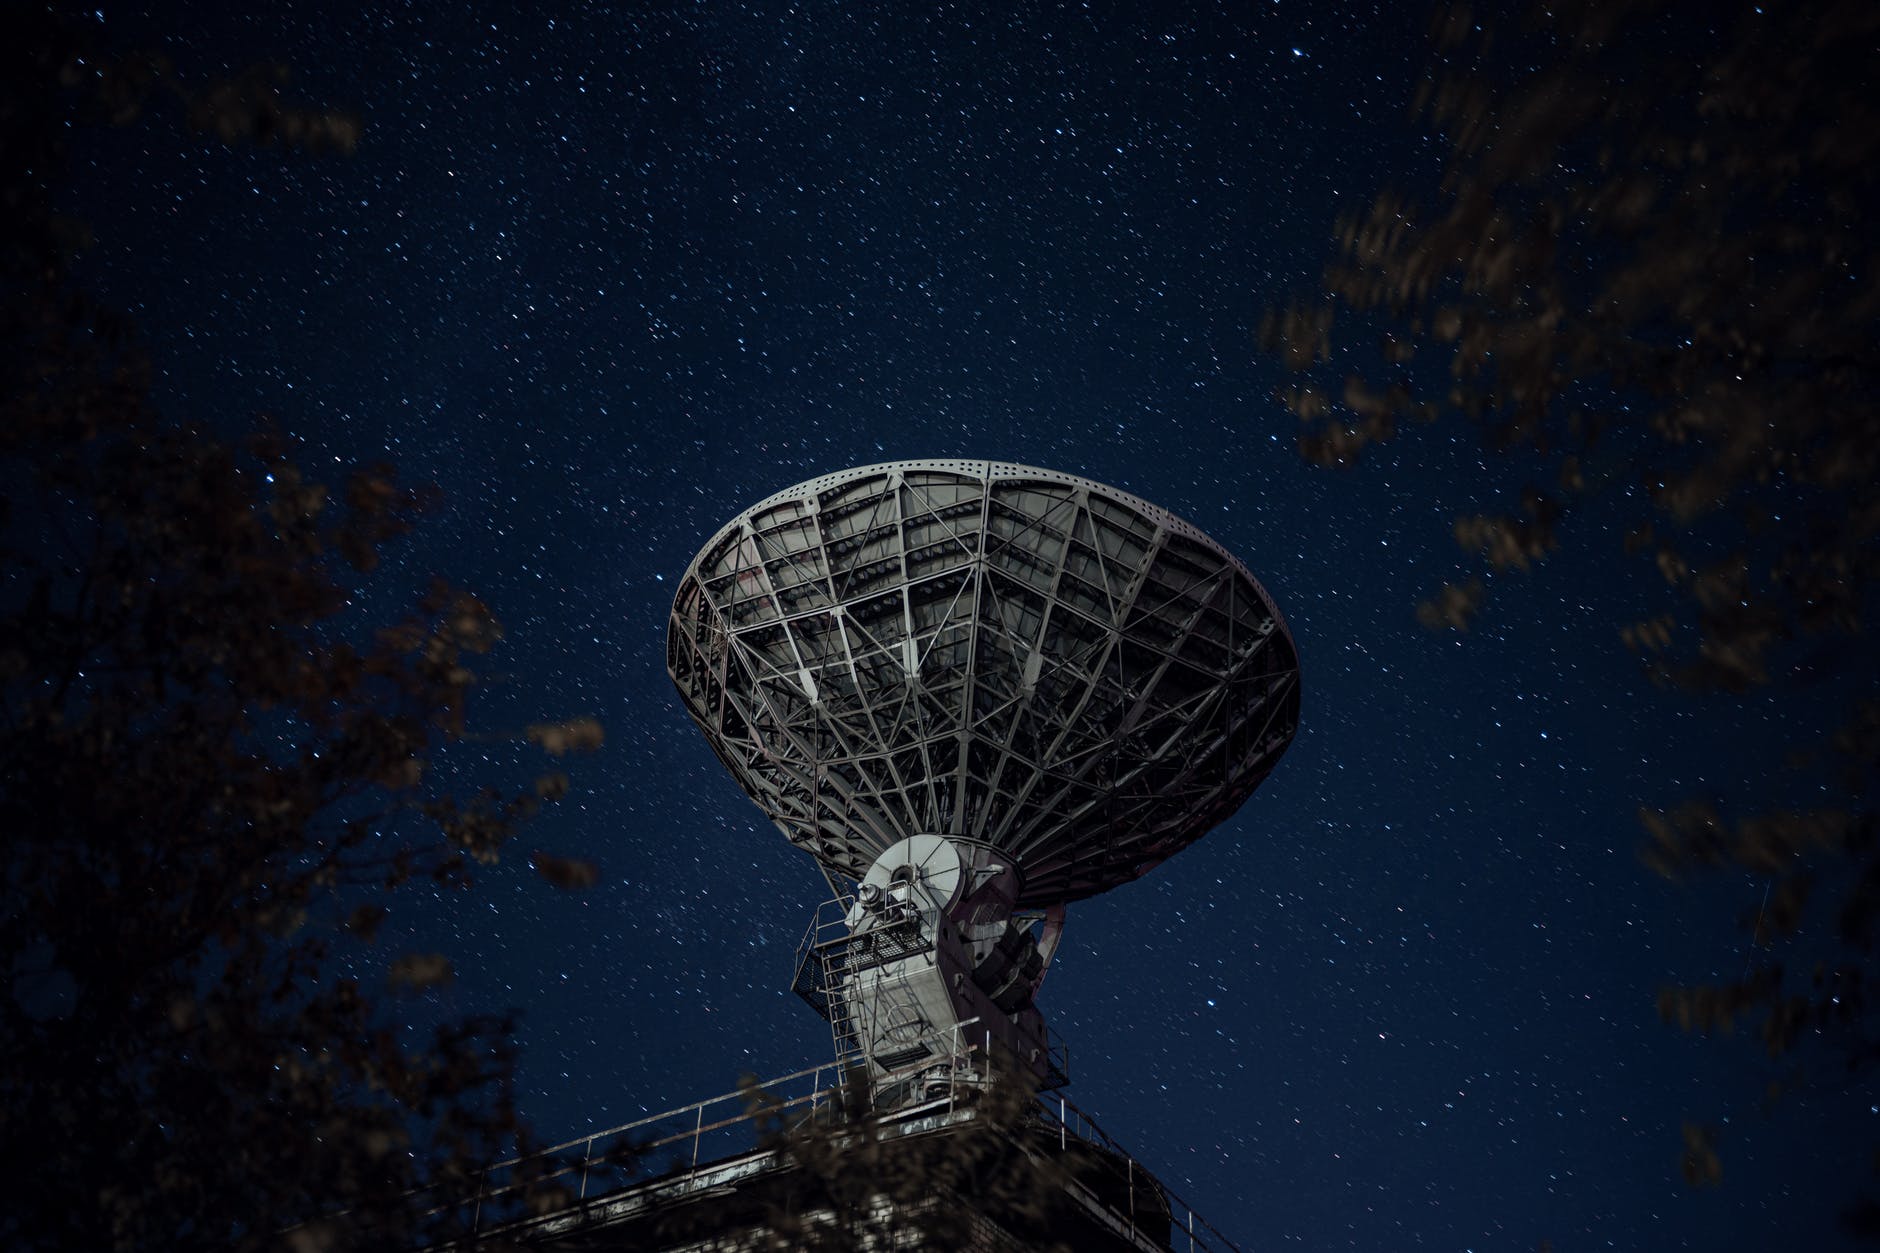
left=791, top=899, right=928, bottom=1073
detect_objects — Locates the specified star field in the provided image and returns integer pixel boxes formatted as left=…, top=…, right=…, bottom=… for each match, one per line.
left=61, top=1, right=1865, bottom=1247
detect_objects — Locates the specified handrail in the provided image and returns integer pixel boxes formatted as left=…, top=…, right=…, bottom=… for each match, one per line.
left=443, top=1023, right=1238, bottom=1252
left=1034, top=1090, right=1242, bottom=1253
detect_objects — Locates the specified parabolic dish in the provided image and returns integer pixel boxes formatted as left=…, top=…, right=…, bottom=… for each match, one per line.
left=667, top=459, right=1300, bottom=907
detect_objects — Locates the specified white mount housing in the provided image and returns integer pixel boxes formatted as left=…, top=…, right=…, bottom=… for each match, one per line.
left=818, top=835, right=1064, bottom=1088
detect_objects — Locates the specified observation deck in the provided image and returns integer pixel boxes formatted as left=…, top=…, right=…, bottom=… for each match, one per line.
left=436, top=1040, right=1242, bottom=1252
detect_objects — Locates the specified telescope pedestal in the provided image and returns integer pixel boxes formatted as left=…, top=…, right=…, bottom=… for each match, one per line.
left=792, top=835, right=1066, bottom=1103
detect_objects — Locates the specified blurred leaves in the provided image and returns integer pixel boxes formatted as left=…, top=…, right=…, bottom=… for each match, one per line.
left=1681, top=1122, right=1724, bottom=1188
left=1264, top=0, right=1880, bottom=669
left=0, top=11, right=594, bottom=1250
left=705, top=1070, right=1075, bottom=1253
left=1415, top=578, right=1484, bottom=632
left=1263, top=0, right=1880, bottom=1221
left=55, top=43, right=360, bottom=154
left=530, top=852, right=600, bottom=891
left=388, top=953, right=455, bottom=991
left=527, top=717, right=606, bottom=756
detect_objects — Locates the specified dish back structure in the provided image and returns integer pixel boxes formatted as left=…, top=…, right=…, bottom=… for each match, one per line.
left=668, top=459, right=1299, bottom=1094
left=667, top=459, right=1300, bottom=909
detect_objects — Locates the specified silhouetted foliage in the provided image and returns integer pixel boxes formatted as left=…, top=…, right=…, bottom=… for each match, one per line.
left=1, top=11, right=598, bottom=1250
left=726, top=1072, right=1075, bottom=1253
left=441, top=1066, right=1107, bottom=1250
left=1263, top=0, right=1878, bottom=1226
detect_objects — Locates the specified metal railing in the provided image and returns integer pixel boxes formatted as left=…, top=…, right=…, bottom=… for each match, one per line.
left=440, top=1021, right=1238, bottom=1252
left=1034, top=1091, right=1243, bottom=1253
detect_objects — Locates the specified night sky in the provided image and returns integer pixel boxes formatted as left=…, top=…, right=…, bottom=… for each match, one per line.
left=60, top=1, right=1867, bottom=1248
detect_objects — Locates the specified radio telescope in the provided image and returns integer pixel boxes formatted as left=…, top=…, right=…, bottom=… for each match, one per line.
left=668, top=460, right=1299, bottom=1095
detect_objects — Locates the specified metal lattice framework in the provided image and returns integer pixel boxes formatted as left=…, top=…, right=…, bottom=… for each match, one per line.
left=667, top=460, right=1300, bottom=907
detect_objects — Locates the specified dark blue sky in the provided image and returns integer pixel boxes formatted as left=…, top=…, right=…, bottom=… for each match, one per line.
left=64, top=1, right=1865, bottom=1247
